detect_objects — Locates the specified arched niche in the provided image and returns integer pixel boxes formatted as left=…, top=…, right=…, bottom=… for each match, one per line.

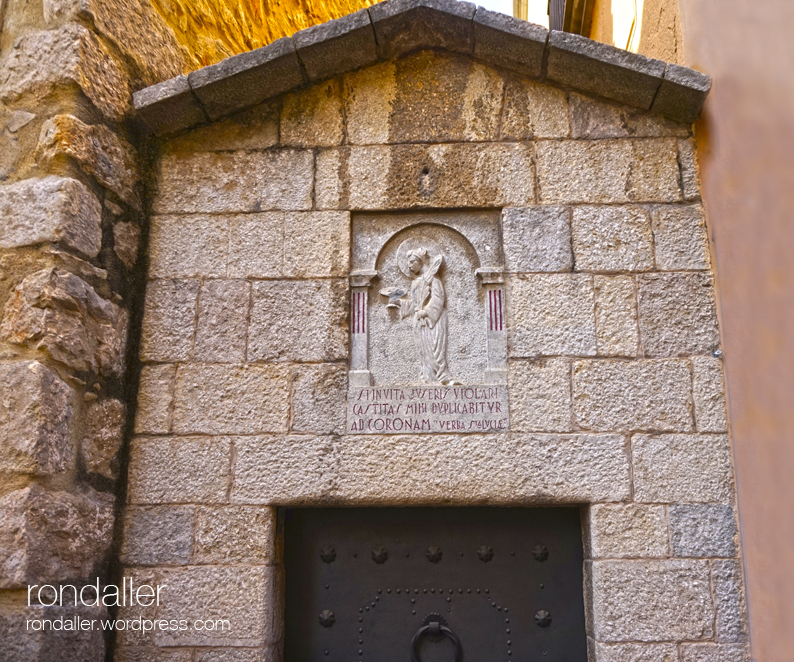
left=371, top=222, right=484, bottom=386
left=348, top=210, right=507, bottom=397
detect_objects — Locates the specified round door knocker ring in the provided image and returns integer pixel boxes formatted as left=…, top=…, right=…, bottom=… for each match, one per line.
left=410, top=615, right=462, bottom=662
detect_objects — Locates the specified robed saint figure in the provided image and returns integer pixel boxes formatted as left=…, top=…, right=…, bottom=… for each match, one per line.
left=381, top=247, right=458, bottom=385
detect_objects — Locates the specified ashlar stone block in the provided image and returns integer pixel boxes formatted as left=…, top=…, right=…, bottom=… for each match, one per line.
left=508, top=274, right=596, bottom=357
left=281, top=79, right=344, bottom=148
left=188, top=36, right=302, bottom=121
left=116, top=646, right=194, bottom=662
left=632, top=433, right=735, bottom=503
left=133, top=75, right=208, bottom=137
left=333, top=433, right=630, bottom=504
left=232, top=435, right=339, bottom=504
left=294, top=8, right=378, bottom=82
left=508, top=359, right=572, bottom=432
left=501, top=78, right=570, bottom=139
left=113, top=221, right=141, bottom=267
left=0, top=361, right=73, bottom=475
left=638, top=273, right=720, bottom=357
left=692, top=356, right=728, bottom=433
left=127, top=436, right=231, bottom=504
left=546, top=31, right=665, bottom=110
left=594, top=276, right=639, bottom=356
left=194, top=280, right=250, bottom=363
left=0, top=604, right=106, bottom=661
left=154, top=566, right=281, bottom=647
left=589, top=559, right=714, bottom=641
left=36, top=114, right=140, bottom=209
left=651, top=64, right=712, bottom=126
left=536, top=139, right=681, bottom=204
left=713, top=559, right=749, bottom=643
left=195, top=506, right=277, bottom=564
left=168, top=101, right=278, bottom=153
left=114, top=567, right=162, bottom=646
left=369, top=0, right=476, bottom=59
left=1, top=268, right=128, bottom=376
left=382, top=53, right=503, bottom=142
left=284, top=212, right=350, bottom=278
left=502, top=207, right=573, bottom=273
left=0, top=176, right=102, bottom=257
left=315, top=148, right=347, bottom=209
left=139, top=279, right=199, bottom=362
left=42, top=0, right=184, bottom=88
left=572, top=206, right=655, bottom=272
left=227, top=212, right=284, bottom=278
left=680, top=644, right=751, bottom=662
left=0, top=24, right=130, bottom=121
left=589, top=504, right=668, bottom=558
left=651, top=204, right=711, bottom=270
left=134, top=364, right=175, bottom=434
left=148, top=214, right=228, bottom=279
left=173, top=364, right=290, bottom=435
left=248, top=280, right=347, bottom=363
left=316, top=143, right=535, bottom=210
left=592, top=642, right=679, bottom=662
left=570, top=92, right=689, bottom=139
left=573, top=359, right=693, bottom=431
left=344, top=60, right=397, bottom=145
left=380, top=52, right=505, bottom=144
left=195, top=648, right=278, bottom=662
left=291, top=364, right=347, bottom=435
left=81, top=397, right=125, bottom=479
left=670, top=504, right=738, bottom=557
left=472, top=7, right=547, bottom=76
left=154, top=150, right=313, bottom=214
left=0, top=485, right=114, bottom=588
left=120, top=506, right=195, bottom=566
left=678, top=139, right=702, bottom=201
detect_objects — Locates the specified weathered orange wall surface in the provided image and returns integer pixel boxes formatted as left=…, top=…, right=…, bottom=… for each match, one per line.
left=679, top=1, right=794, bottom=660
left=151, top=0, right=375, bottom=68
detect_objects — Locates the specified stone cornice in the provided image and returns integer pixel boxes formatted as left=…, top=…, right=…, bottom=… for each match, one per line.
left=133, top=0, right=711, bottom=136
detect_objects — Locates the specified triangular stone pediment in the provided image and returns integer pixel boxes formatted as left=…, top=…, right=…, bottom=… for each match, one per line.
left=134, top=0, right=710, bottom=137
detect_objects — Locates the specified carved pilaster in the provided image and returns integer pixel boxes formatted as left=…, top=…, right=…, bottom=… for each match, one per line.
left=349, top=271, right=378, bottom=386
left=477, top=268, right=507, bottom=384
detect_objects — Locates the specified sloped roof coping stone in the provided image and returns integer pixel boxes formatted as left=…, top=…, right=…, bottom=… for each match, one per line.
left=133, top=0, right=712, bottom=136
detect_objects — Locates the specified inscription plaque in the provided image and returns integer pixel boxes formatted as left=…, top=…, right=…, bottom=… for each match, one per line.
left=349, top=212, right=510, bottom=433
left=348, top=385, right=509, bottom=434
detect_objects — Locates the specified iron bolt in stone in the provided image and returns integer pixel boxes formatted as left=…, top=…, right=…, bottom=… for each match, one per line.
left=320, top=546, right=337, bottom=563
left=534, top=610, right=552, bottom=627
left=319, top=610, right=336, bottom=627
left=426, top=546, right=443, bottom=563
left=477, top=545, right=494, bottom=562
left=371, top=546, right=388, bottom=564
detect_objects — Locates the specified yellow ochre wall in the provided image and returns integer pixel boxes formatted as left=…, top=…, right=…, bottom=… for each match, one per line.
left=151, top=0, right=376, bottom=68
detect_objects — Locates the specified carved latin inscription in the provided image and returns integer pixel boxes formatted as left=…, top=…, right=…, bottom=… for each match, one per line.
left=348, top=385, right=509, bottom=434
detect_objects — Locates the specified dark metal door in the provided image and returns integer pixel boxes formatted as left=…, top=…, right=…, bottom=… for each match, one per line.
left=283, top=507, right=587, bottom=662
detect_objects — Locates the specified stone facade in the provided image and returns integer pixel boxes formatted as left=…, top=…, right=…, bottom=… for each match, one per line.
left=0, top=0, right=748, bottom=659
left=120, top=46, right=747, bottom=662
left=0, top=0, right=184, bottom=659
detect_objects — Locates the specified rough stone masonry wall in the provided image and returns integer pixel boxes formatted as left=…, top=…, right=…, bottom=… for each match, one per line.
left=0, top=0, right=185, bottom=659
left=120, top=50, right=749, bottom=662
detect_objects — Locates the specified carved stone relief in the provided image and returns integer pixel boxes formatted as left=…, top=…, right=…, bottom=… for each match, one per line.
left=348, top=211, right=508, bottom=434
